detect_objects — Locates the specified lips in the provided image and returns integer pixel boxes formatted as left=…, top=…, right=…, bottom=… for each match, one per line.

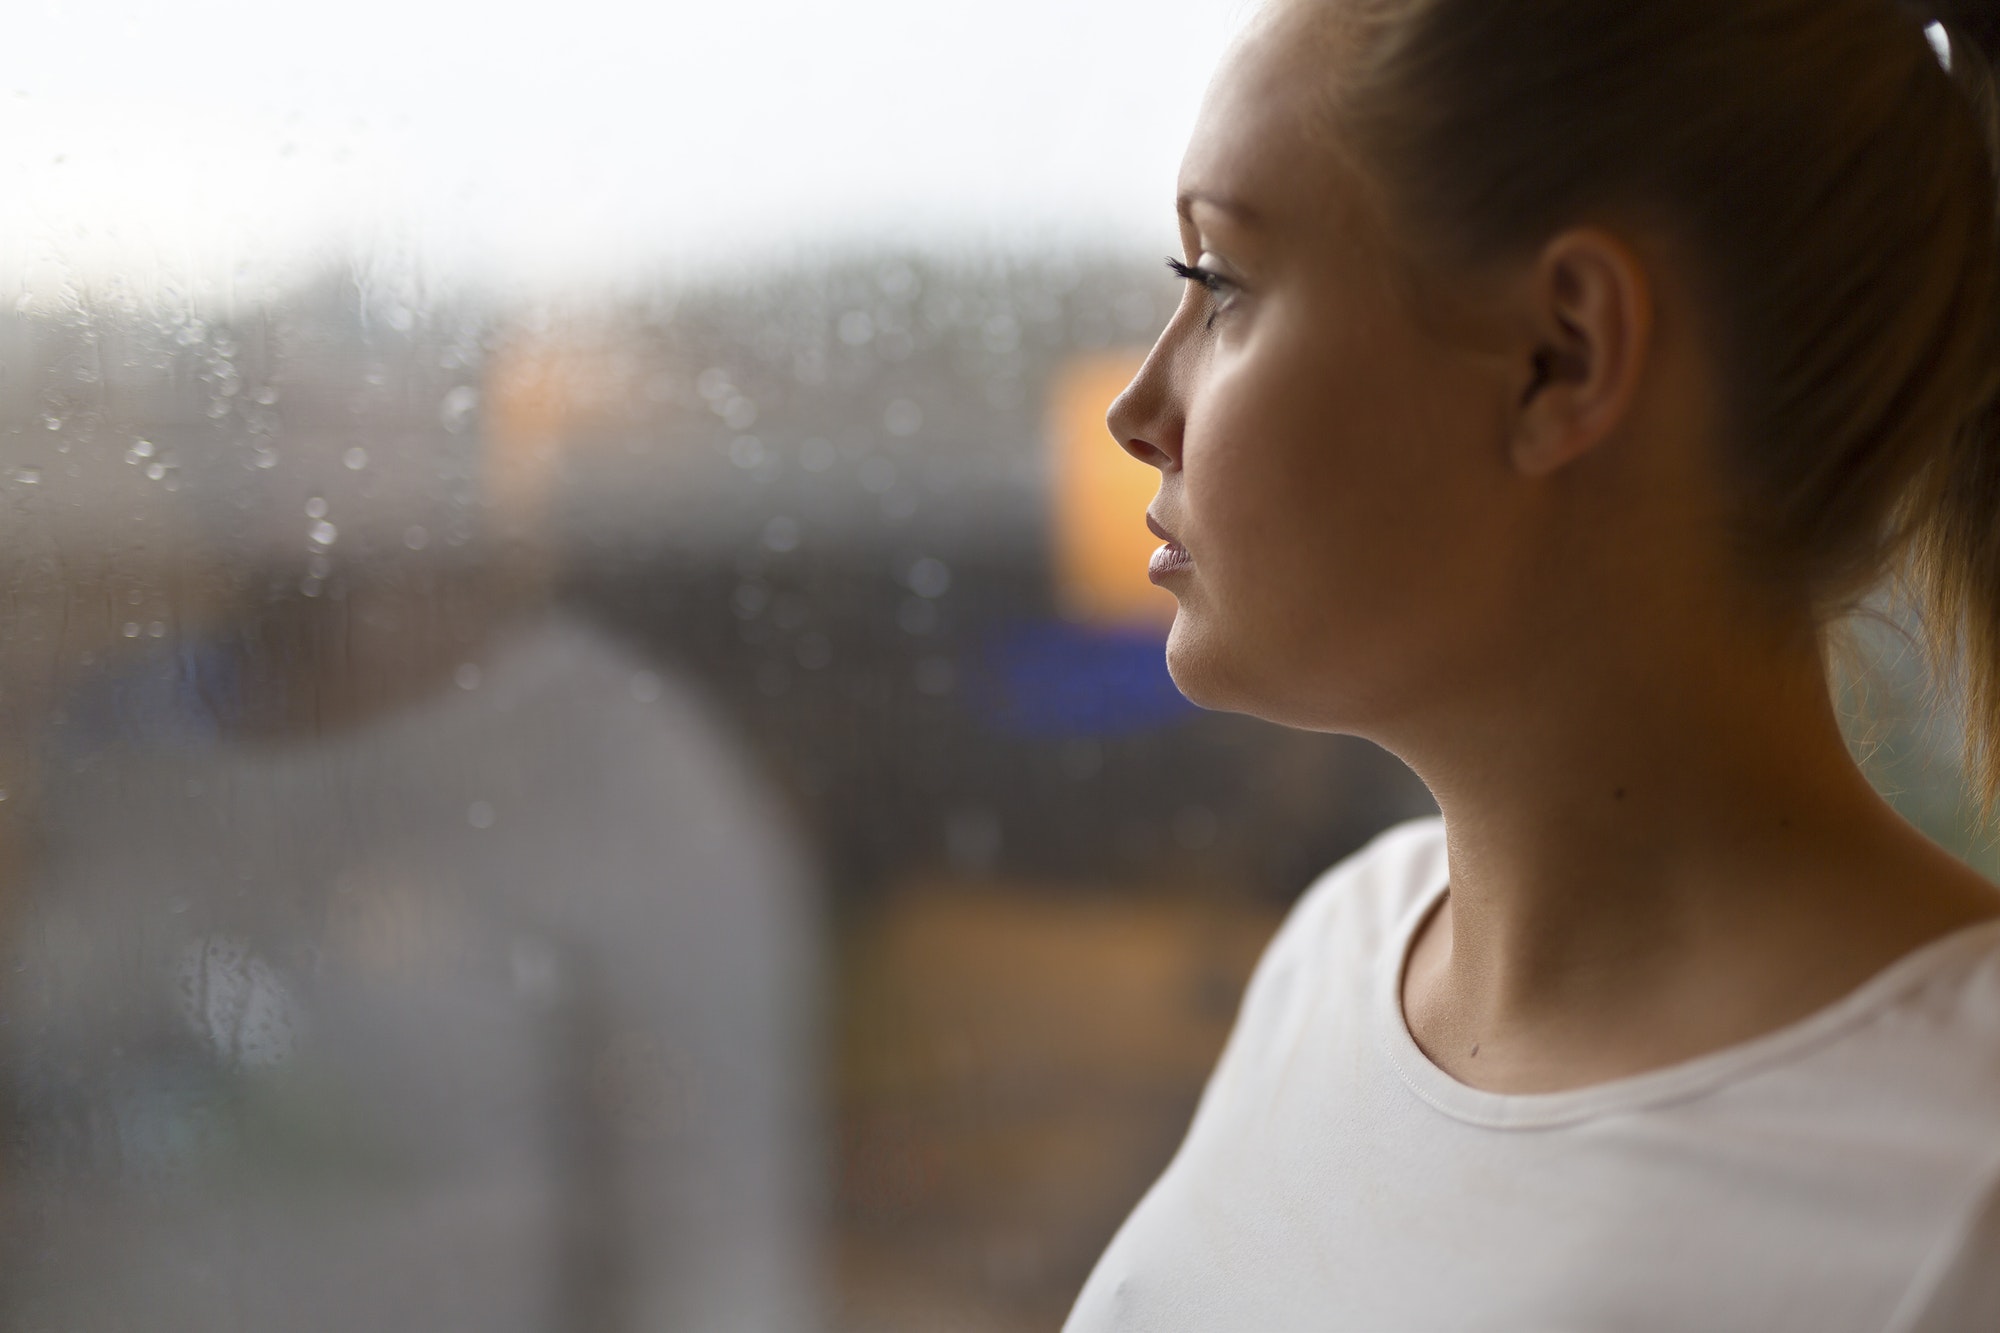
left=1148, top=542, right=1193, bottom=581
left=1145, top=510, right=1192, bottom=583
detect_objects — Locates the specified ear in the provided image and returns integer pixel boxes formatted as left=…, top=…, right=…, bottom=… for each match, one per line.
left=1510, top=228, right=1653, bottom=478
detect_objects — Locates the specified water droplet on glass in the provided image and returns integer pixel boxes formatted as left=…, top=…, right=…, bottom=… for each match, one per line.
left=795, top=633, right=832, bottom=671
left=884, top=398, right=922, bottom=437
left=177, top=936, right=301, bottom=1068
left=762, top=515, right=801, bottom=553
left=467, top=800, right=496, bottom=829
left=131, top=438, right=156, bottom=458
left=983, top=314, right=1021, bottom=354
left=733, top=582, right=770, bottom=620
left=42, top=415, right=60, bottom=431
left=697, top=367, right=733, bottom=400
left=773, top=594, right=810, bottom=631
left=13, top=467, right=39, bottom=485
left=440, top=385, right=479, bottom=433
left=121, top=622, right=140, bottom=638
left=254, top=387, right=279, bottom=405
left=147, top=621, right=166, bottom=638
left=404, top=525, right=430, bottom=550
left=838, top=310, right=875, bottom=346
left=906, top=556, right=951, bottom=599
left=455, top=663, right=481, bottom=690
left=305, top=496, right=328, bottom=518
left=343, top=447, right=368, bottom=471
left=859, top=457, right=896, bottom=494
left=505, top=933, right=559, bottom=1000
left=309, top=520, right=338, bottom=547
left=386, top=304, right=415, bottom=332
left=145, top=463, right=165, bottom=481
left=255, top=450, right=279, bottom=469
left=945, top=807, right=1002, bottom=872
left=722, top=395, right=758, bottom=430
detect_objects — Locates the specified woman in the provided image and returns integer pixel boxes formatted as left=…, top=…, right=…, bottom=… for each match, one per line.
left=1067, top=1, right=2000, bottom=1328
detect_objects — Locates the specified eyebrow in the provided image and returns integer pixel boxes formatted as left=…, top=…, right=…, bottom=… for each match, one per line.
left=1176, top=191, right=1262, bottom=226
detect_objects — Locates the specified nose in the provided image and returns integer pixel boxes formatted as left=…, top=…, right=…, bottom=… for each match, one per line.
left=1107, top=340, right=1180, bottom=473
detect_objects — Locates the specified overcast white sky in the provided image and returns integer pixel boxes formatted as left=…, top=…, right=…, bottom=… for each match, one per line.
left=3, top=0, right=1256, bottom=295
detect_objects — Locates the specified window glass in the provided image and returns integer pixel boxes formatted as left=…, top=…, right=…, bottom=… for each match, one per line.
left=0, top=4, right=1984, bottom=1330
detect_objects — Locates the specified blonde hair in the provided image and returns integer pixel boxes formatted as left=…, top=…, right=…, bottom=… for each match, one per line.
left=1322, top=0, right=2000, bottom=817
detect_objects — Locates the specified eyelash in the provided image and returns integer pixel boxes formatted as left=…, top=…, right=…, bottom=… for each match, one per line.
left=1167, top=257, right=1237, bottom=329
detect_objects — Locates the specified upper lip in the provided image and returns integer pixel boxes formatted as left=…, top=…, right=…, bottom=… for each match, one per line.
left=1146, top=511, right=1180, bottom=545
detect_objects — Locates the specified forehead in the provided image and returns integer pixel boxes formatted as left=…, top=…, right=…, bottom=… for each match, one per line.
left=1178, top=4, right=1359, bottom=235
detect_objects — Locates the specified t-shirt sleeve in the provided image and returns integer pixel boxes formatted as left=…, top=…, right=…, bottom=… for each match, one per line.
left=1891, top=1158, right=2000, bottom=1333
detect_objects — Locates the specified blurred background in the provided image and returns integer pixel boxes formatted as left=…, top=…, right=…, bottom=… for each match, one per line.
left=0, top=3, right=1990, bottom=1330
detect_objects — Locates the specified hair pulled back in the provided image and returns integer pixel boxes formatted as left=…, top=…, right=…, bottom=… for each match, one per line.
left=1327, top=0, right=2000, bottom=817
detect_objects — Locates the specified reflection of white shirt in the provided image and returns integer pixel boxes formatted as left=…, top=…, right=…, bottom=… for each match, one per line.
left=7, top=612, right=822, bottom=1333
left=1066, top=817, right=2000, bottom=1333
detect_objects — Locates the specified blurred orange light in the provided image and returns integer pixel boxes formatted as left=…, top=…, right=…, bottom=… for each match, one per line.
left=483, top=330, right=622, bottom=536
left=1049, top=351, right=1176, bottom=630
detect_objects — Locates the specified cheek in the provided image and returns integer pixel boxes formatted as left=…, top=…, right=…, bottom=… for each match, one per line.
left=1175, top=323, right=1515, bottom=718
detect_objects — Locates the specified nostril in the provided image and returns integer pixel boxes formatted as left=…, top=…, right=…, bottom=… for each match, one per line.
left=1104, top=360, right=1177, bottom=470
left=1120, top=435, right=1174, bottom=468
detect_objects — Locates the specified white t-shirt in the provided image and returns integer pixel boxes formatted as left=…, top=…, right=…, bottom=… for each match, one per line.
left=1065, top=816, right=2000, bottom=1333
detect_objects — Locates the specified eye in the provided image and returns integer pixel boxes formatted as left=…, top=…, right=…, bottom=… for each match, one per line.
left=1166, top=257, right=1240, bottom=330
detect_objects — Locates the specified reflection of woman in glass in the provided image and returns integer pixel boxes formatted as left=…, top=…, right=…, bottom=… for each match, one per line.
left=1071, top=3, right=2000, bottom=1328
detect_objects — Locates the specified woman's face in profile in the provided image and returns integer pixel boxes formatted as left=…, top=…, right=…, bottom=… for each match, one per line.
left=1108, top=4, right=1539, bottom=735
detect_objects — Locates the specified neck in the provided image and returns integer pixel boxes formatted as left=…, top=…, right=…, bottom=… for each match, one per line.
left=1387, top=596, right=1997, bottom=1091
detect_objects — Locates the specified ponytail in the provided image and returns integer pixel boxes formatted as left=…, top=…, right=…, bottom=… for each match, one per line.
left=1905, top=6, right=2000, bottom=822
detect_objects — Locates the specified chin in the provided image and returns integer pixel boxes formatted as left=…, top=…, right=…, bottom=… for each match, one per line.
left=1165, top=611, right=1376, bottom=735
left=1162, top=613, right=1243, bottom=713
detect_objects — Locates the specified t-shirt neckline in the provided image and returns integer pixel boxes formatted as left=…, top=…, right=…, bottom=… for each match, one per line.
left=1374, top=864, right=2000, bottom=1130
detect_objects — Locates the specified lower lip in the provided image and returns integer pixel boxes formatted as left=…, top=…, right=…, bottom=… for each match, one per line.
left=1148, top=541, right=1193, bottom=583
